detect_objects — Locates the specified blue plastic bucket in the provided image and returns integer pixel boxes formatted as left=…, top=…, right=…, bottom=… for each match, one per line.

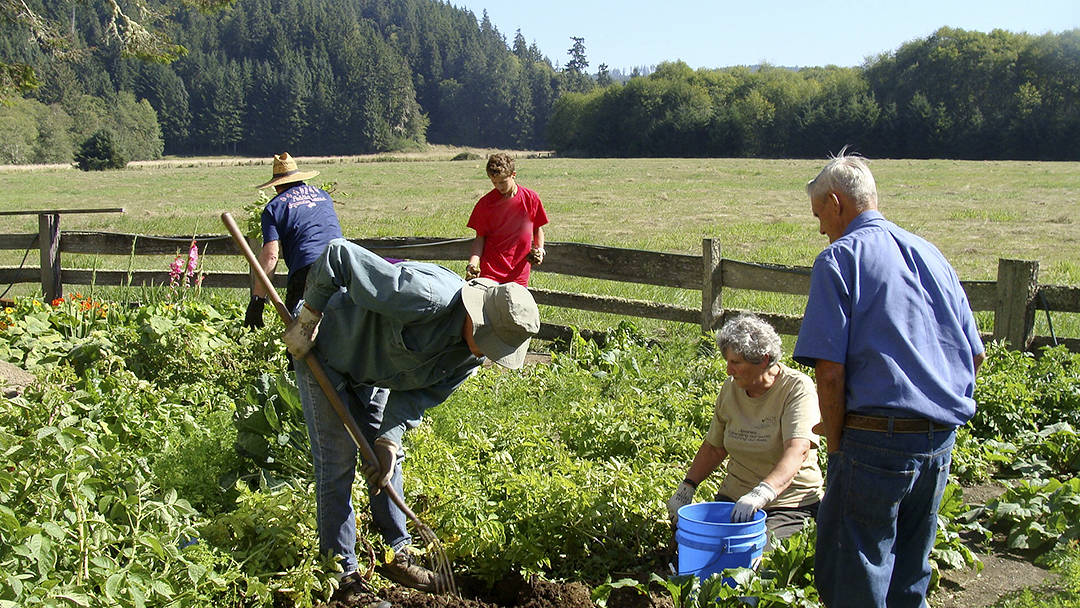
left=676, top=501, right=767, bottom=582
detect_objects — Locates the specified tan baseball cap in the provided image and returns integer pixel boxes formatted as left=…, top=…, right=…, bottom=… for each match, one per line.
left=460, top=278, right=540, bottom=369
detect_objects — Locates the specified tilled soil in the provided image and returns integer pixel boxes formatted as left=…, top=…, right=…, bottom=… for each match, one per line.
left=319, top=572, right=681, bottom=608
left=323, top=575, right=596, bottom=608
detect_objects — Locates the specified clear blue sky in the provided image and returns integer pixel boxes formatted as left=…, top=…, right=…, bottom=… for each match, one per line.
left=451, top=0, right=1078, bottom=71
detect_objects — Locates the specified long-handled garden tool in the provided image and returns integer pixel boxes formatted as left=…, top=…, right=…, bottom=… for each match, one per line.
left=221, top=212, right=457, bottom=596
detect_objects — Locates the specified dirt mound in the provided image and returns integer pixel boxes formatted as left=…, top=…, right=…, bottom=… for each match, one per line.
left=321, top=574, right=595, bottom=608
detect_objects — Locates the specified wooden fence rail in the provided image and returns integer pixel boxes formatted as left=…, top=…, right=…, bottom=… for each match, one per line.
left=0, top=227, right=1078, bottom=353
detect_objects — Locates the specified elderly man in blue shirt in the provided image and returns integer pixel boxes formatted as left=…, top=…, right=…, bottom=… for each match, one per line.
left=282, top=238, right=539, bottom=597
left=793, top=151, right=985, bottom=608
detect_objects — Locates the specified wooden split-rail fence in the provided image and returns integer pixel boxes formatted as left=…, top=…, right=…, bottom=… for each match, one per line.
left=0, top=212, right=1078, bottom=353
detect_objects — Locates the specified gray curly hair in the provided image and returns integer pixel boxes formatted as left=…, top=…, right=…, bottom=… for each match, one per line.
left=716, top=313, right=782, bottom=365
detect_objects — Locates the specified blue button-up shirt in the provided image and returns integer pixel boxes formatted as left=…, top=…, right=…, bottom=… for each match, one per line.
left=793, top=211, right=984, bottom=426
left=304, top=239, right=482, bottom=442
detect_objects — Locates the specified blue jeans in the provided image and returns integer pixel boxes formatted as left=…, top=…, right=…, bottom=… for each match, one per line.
left=295, top=355, right=408, bottom=575
left=815, top=426, right=955, bottom=608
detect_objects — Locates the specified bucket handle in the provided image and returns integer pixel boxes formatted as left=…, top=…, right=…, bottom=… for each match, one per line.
left=676, top=534, right=767, bottom=554
left=675, top=534, right=767, bottom=577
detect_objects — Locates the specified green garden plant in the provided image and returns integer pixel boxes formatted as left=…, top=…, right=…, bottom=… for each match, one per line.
left=2, top=288, right=1079, bottom=606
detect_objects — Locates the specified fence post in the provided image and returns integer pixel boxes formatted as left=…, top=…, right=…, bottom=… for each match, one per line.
left=702, top=238, right=722, bottom=333
left=993, top=258, right=1039, bottom=350
left=38, top=213, right=61, bottom=302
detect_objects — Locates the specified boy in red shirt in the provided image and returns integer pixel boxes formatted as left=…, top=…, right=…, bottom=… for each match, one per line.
left=466, top=153, right=548, bottom=286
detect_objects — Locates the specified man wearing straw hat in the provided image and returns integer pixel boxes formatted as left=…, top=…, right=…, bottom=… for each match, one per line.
left=244, top=152, right=343, bottom=328
left=282, top=238, right=540, bottom=596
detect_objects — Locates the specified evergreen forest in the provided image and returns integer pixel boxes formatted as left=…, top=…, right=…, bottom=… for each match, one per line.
left=1, top=0, right=1078, bottom=163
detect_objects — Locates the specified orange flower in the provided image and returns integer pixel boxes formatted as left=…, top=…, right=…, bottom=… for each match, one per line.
left=50, top=297, right=64, bottom=306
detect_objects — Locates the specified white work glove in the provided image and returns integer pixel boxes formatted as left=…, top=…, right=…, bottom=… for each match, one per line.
left=362, top=437, right=399, bottom=491
left=731, top=481, right=777, bottom=523
left=282, top=303, right=321, bottom=358
left=666, top=480, right=697, bottom=525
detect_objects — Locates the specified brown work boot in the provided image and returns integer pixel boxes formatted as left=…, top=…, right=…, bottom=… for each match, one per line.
left=328, top=571, right=388, bottom=606
left=376, top=548, right=444, bottom=592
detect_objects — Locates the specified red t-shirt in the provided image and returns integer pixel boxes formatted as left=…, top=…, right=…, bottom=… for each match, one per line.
left=467, top=186, right=548, bottom=286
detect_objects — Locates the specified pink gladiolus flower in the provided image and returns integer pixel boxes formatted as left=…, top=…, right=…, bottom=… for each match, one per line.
left=169, top=256, right=185, bottom=287
left=186, top=242, right=199, bottom=278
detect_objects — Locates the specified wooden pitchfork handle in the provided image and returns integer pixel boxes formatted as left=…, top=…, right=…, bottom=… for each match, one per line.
left=220, top=212, right=424, bottom=525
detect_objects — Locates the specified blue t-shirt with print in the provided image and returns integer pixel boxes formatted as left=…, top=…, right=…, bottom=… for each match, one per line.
left=261, top=184, right=343, bottom=277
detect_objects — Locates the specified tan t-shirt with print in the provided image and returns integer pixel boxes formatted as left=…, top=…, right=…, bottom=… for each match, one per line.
left=704, top=363, right=824, bottom=509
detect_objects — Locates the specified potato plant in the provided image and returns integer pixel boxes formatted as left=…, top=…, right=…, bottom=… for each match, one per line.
left=3, top=295, right=1080, bottom=607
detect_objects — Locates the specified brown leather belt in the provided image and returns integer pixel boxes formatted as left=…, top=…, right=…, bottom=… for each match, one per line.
left=844, top=413, right=953, bottom=433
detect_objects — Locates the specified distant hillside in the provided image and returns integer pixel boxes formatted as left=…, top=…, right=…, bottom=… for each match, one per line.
left=6, top=0, right=569, bottom=155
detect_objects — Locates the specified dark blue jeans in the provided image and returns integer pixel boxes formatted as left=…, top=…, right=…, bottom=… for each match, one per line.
left=295, top=356, right=407, bottom=575
left=815, top=426, right=955, bottom=608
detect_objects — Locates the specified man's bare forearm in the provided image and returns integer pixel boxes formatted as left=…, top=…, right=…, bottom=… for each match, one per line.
left=815, top=360, right=847, bottom=453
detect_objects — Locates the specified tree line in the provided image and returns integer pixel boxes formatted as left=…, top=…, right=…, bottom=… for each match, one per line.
left=1, top=0, right=569, bottom=161
left=549, top=28, right=1080, bottom=160
left=2, top=0, right=1078, bottom=163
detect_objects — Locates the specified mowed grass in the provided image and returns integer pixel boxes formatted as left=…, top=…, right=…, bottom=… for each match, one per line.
left=2, top=154, right=1078, bottom=339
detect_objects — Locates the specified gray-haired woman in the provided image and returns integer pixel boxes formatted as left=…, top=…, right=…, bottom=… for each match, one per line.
left=667, top=314, right=823, bottom=548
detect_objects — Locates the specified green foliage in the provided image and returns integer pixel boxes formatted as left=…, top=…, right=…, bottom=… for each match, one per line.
left=0, top=293, right=335, bottom=607
left=548, top=30, right=1080, bottom=159
left=971, top=343, right=1041, bottom=438
left=637, top=522, right=821, bottom=607
left=106, top=91, right=165, bottom=161
left=198, top=481, right=339, bottom=607
left=930, top=484, right=984, bottom=588
left=8, top=0, right=1080, bottom=158
left=1004, top=423, right=1080, bottom=481
left=74, top=129, right=127, bottom=171
left=233, top=372, right=312, bottom=483
left=2, top=291, right=1079, bottom=606
left=0, top=367, right=229, bottom=607
left=154, top=407, right=243, bottom=516
left=0, top=89, right=166, bottom=166
left=760, top=521, right=817, bottom=590
left=950, top=426, right=1014, bottom=484
left=0, top=96, right=74, bottom=164
left=649, top=567, right=821, bottom=608
left=982, top=477, right=1080, bottom=561
left=406, top=323, right=718, bottom=582
left=242, top=189, right=273, bottom=241
left=958, top=343, right=1080, bottom=480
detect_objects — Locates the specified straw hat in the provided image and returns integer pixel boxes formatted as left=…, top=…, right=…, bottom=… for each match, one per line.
left=460, top=278, right=540, bottom=370
left=256, top=152, right=320, bottom=189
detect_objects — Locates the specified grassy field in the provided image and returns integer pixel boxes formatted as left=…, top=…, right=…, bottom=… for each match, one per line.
left=2, top=152, right=1078, bottom=339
